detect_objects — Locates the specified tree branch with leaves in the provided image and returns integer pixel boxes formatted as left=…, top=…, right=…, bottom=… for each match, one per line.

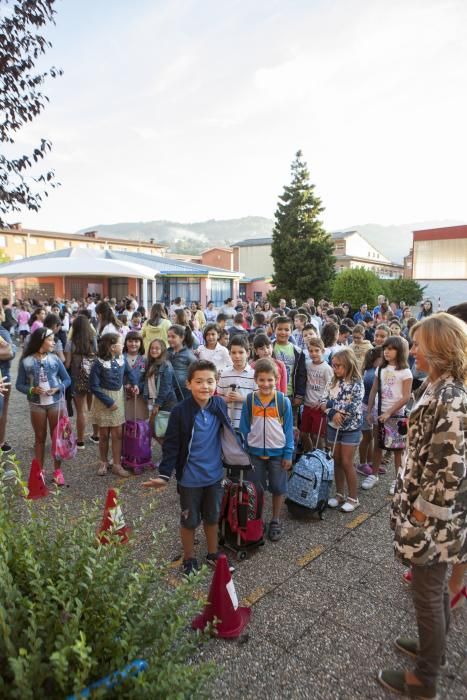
left=0, top=0, right=62, bottom=227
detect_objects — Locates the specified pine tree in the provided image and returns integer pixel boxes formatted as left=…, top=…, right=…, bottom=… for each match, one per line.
left=271, top=151, right=335, bottom=303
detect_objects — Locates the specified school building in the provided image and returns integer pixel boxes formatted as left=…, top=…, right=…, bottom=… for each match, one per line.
left=409, top=224, right=467, bottom=308
left=0, top=241, right=243, bottom=308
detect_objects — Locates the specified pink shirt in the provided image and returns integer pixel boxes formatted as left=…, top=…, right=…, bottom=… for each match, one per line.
left=30, top=320, right=44, bottom=333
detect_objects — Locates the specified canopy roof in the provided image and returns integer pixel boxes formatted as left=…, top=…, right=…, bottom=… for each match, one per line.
left=0, top=248, right=159, bottom=279
left=0, top=247, right=244, bottom=279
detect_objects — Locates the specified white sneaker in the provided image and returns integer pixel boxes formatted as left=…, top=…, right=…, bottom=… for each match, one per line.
left=389, top=480, right=396, bottom=496
left=361, top=474, right=379, bottom=490
left=328, top=493, right=345, bottom=508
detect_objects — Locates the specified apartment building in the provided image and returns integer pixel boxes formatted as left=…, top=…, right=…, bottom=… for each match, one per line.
left=0, top=224, right=167, bottom=260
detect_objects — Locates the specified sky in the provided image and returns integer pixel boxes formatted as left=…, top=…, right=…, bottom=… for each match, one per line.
left=8, top=0, right=467, bottom=233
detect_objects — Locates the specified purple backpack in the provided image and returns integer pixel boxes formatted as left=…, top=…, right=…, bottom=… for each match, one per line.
left=121, top=419, right=153, bottom=474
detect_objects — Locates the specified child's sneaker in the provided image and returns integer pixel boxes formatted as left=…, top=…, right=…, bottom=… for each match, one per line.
left=402, top=569, right=413, bottom=585
left=356, top=463, right=372, bottom=476
left=361, top=474, right=379, bottom=490
left=76, top=441, right=85, bottom=450
left=89, top=434, right=100, bottom=444
left=182, top=558, right=200, bottom=576
left=53, top=469, right=65, bottom=486
left=268, top=519, right=283, bottom=542
left=206, top=552, right=235, bottom=573
left=389, top=480, right=397, bottom=496
left=378, top=465, right=387, bottom=475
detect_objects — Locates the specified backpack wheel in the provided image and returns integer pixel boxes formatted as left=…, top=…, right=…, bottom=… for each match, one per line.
left=236, top=550, right=247, bottom=561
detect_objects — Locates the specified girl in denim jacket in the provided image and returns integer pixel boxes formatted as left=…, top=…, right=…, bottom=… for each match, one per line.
left=320, top=347, right=364, bottom=513
left=89, top=333, right=138, bottom=477
left=144, top=339, right=177, bottom=440
left=16, top=327, right=71, bottom=485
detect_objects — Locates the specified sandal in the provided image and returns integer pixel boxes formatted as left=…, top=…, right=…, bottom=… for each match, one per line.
left=340, top=497, right=360, bottom=513
left=328, top=493, right=345, bottom=508
left=268, top=519, right=283, bottom=542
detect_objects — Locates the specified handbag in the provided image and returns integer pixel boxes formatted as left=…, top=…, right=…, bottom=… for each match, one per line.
left=151, top=374, right=171, bottom=438
left=52, top=401, right=77, bottom=461
left=154, top=410, right=171, bottom=438
left=377, top=369, right=408, bottom=451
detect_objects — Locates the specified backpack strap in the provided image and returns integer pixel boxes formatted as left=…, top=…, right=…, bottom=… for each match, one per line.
left=247, top=391, right=255, bottom=426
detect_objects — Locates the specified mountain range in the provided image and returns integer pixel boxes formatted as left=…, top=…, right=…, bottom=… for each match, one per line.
left=78, top=217, right=465, bottom=263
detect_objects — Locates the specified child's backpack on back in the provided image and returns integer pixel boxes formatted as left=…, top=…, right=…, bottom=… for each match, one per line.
left=286, top=448, right=334, bottom=520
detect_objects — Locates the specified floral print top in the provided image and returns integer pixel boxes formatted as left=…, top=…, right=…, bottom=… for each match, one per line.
left=321, top=378, right=364, bottom=431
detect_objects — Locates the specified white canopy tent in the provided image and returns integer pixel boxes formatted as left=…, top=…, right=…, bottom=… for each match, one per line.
left=0, top=248, right=160, bottom=308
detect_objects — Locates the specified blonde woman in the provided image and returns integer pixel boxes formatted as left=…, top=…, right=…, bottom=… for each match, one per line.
left=379, top=313, right=467, bottom=699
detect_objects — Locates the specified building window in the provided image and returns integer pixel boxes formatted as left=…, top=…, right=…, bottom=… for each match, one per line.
left=0, top=235, right=5, bottom=247
left=210, top=278, right=233, bottom=306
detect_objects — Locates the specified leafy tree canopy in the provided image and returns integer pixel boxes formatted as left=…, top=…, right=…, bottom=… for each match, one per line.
left=270, top=150, right=335, bottom=303
left=331, top=267, right=382, bottom=309
left=384, top=277, right=425, bottom=306
left=0, top=0, right=62, bottom=227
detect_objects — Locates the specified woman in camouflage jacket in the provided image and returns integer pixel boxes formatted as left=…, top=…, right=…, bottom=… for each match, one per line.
left=379, top=313, right=466, bottom=700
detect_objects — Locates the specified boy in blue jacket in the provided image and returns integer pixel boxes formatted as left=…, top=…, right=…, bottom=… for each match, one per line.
left=143, top=359, right=246, bottom=575
left=239, top=358, right=294, bottom=543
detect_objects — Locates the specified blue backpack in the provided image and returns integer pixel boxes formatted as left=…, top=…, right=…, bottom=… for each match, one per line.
left=286, top=448, right=334, bottom=519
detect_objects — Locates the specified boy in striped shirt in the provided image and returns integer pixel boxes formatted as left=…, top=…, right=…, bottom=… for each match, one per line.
left=217, top=335, right=256, bottom=429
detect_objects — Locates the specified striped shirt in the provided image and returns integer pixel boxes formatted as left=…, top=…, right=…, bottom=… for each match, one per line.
left=217, top=364, right=256, bottom=429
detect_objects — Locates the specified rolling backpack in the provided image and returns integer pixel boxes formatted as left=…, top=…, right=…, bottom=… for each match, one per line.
left=219, top=473, right=264, bottom=558
left=286, top=427, right=337, bottom=520
left=121, top=397, right=153, bottom=474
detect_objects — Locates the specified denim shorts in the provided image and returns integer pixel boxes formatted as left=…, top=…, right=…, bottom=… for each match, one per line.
left=177, top=481, right=224, bottom=529
left=249, top=454, right=288, bottom=496
left=326, top=425, right=362, bottom=446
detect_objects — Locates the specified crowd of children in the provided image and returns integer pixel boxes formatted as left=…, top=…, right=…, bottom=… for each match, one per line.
left=0, top=293, right=456, bottom=578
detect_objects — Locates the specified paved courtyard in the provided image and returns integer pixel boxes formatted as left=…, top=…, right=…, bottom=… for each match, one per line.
left=4, top=354, right=467, bottom=699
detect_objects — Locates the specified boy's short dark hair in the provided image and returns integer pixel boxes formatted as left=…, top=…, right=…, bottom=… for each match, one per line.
left=309, top=305, right=316, bottom=315
left=363, top=313, right=374, bottom=322
left=253, top=357, right=278, bottom=379
left=274, top=315, right=291, bottom=328
left=303, top=323, right=317, bottom=332
left=254, top=311, right=266, bottom=326
left=187, top=359, right=217, bottom=382
left=342, top=317, right=355, bottom=328
left=339, top=324, right=351, bottom=335
left=253, top=333, right=271, bottom=349
left=234, top=312, right=244, bottom=324
left=228, top=334, right=250, bottom=351
left=216, top=313, right=227, bottom=323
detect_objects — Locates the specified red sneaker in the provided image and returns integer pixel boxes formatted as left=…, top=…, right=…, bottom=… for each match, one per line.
left=402, top=569, right=412, bottom=585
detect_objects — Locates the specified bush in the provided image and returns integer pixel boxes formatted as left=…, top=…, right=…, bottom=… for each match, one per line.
left=331, top=268, right=382, bottom=309
left=0, top=457, right=214, bottom=699
left=384, top=278, right=425, bottom=306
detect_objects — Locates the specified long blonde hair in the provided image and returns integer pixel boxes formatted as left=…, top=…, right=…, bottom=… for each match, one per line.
left=410, top=312, right=467, bottom=382
left=330, top=347, right=361, bottom=386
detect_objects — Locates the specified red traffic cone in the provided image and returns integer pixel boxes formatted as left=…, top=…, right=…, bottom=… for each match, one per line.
left=98, top=489, right=130, bottom=544
left=26, top=459, right=50, bottom=500
left=192, top=553, right=251, bottom=639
